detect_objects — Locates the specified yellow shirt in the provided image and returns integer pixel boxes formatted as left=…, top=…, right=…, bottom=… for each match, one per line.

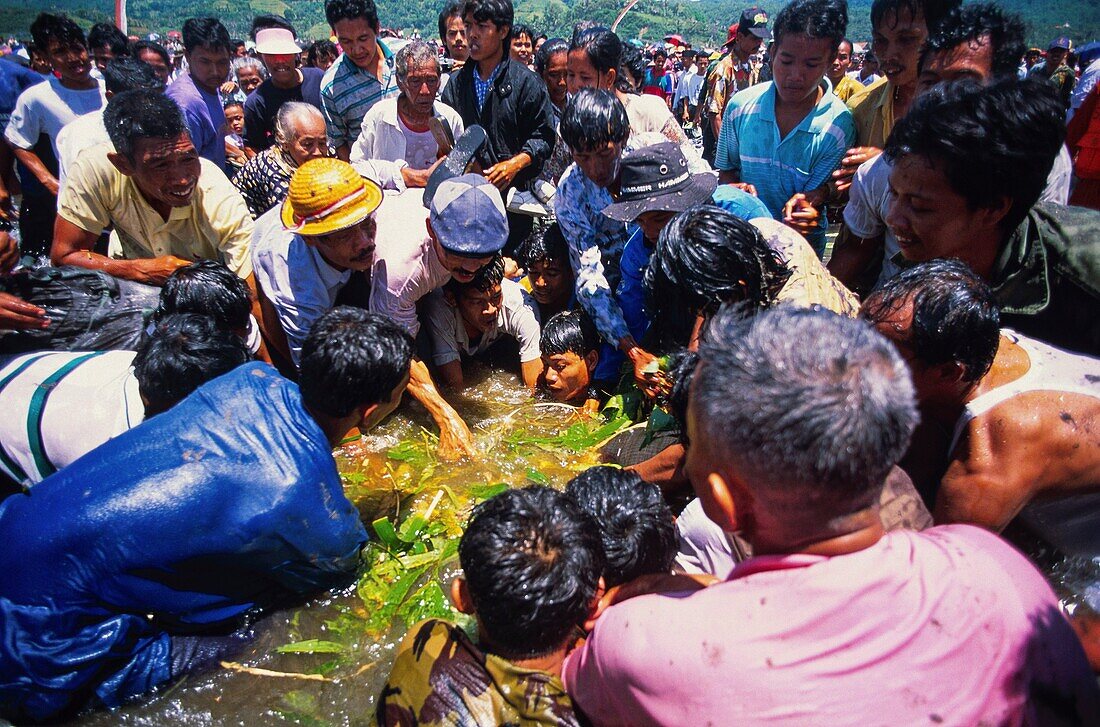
left=846, top=77, right=894, bottom=149
left=832, top=74, right=864, bottom=104
left=58, top=143, right=254, bottom=278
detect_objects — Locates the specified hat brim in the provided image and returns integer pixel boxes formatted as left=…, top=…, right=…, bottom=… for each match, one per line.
left=602, top=172, right=718, bottom=222
left=748, top=27, right=771, bottom=40
left=256, top=41, right=303, bottom=55
left=280, top=179, right=383, bottom=236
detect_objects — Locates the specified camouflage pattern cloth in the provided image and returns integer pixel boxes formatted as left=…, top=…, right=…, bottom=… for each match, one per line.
left=376, top=619, right=583, bottom=727
left=705, top=52, right=759, bottom=119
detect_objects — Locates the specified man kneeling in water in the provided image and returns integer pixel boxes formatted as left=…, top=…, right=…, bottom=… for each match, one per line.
left=539, top=309, right=603, bottom=411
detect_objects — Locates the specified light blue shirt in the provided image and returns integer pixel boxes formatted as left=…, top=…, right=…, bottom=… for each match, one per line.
left=715, top=81, right=855, bottom=253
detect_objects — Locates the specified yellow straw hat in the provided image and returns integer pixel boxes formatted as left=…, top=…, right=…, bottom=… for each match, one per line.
left=281, top=158, right=383, bottom=236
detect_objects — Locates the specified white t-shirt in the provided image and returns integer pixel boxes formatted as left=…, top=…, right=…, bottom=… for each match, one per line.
left=398, top=115, right=439, bottom=170
left=4, top=76, right=104, bottom=156
left=55, top=107, right=109, bottom=188
left=424, top=277, right=541, bottom=366
left=0, top=350, right=143, bottom=487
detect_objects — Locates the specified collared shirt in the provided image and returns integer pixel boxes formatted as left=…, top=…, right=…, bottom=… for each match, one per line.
left=368, top=188, right=450, bottom=337
left=846, top=77, right=893, bottom=149
left=58, top=143, right=254, bottom=278
left=251, top=205, right=352, bottom=365
left=0, top=350, right=142, bottom=487
left=424, top=277, right=542, bottom=366
left=320, top=42, right=398, bottom=150
left=715, top=81, right=856, bottom=252
left=706, top=52, right=757, bottom=117
left=564, top=524, right=1098, bottom=726
left=473, top=62, right=502, bottom=113
left=350, top=97, right=464, bottom=168
left=831, top=74, right=863, bottom=103
left=166, top=71, right=227, bottom=169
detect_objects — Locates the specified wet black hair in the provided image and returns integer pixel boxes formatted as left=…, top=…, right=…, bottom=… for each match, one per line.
left=438, top=0, right=464, bottom=54
left=88, top=22, right=130, bottom=56
left=540, top=309, right=599, bottom=358
left=861, top=259, right=1000, bottom=383
left=182, top=18, right=232, bottom=55
left=617, top=43, right=646, bottom=94
left=103, top=57, right=162, bottom=95
left=644, top=205, right=791, bottom=350
left=870, top=0, right=960, bottom=36
left=516, top=221, right=570, bottom=270
left=445, top=253, right=504, bottom=297
left=920, top=2, right=1026, bottom=79
left=307, top=39, right=339, bottom=66
left=772, top=0, right=848, bottom=54
left=459, top=485, right=605, bottom=658
left=569, top=25, right=621, bottom=74
left=30, top=13, right=86, bottom=52
left=105, top=89, right=189, bottom=159
left=299, top=307, right=414, bottom=418
left=326, top=0, right=381, bottom=31
left=250, top=14, right=296, bottom=41
left=134, top=313, right=251, bottom=416
left=534, top=37, right=568, bottom=75
left=560, top=87, right=629, bottom=153
left=565, top=466, right=676, bottom=587
left=461, top=0, right=514, bottom=43
left=884, top=77, right=1065, bottom=234
left=154, top=260, right=251, bottom=333
left=131, top=39, right=170, bottom=66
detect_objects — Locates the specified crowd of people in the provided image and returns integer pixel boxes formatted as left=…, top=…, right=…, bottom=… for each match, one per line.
left=0, top=0, right=1098, bottom=723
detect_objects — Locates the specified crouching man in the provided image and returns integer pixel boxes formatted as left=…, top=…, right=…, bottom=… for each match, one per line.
left=0, top=307, right=412, bottom=723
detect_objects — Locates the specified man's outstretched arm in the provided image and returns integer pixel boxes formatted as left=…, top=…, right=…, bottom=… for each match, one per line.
left=51, top=217, right=190, bottom=286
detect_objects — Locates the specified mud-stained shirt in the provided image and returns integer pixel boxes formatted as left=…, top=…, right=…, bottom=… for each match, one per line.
left=377, top=619, right=582, bottom=726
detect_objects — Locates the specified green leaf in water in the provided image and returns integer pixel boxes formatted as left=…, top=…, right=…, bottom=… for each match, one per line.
left=469, top=482, right=508, bottom=500
left=274, top=639, right=348, bottom=655
left=372, top=517, right=400, bottom=549
left=525, top=468, right=550, bottom=486
left=397, top=514, right=429, bottom=543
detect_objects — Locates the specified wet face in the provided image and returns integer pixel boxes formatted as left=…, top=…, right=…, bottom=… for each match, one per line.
left=567, top=48, right=614, bottom=93
left=829, top=39, right=852, bottom=81
left=45, top=37, right=92, bottom=84
left=334, top=17, right=379, bottom=71
left=542, top=350, right=594, bottom=404
left=863, top=296, right=938, bottom=402
left=917, top=36, right=995, bottom=94
left=872, top=6, right=928, bottom=87
left=138, top=48, right=171, bottom=85
left=444, top=15, right=469, bottom=62
left=236, top=65, right=263, bottom=95
left=636, top=210, right=677, bottom=243
left=304, top=216, right=377, bottom=271
left=261, top=52, right=298, bottom=87
left=771, top=33, right=834, bottom=104
left=398, top=58, right=441, bottom=116
left=571, top=141, right=623, bottom=189
left=527, top=257, right=572, bottom=309
left=284, top=113, right=328, bottom=166
left=116, top=133, right=202, bottom=210
left=456, top=282, right=503, bottom=335
left=224, top=105, right=245, bottom=135
left=187, top=44, right=232, bottom=94
left=511, top=32, right=534, bottom=66
left=91, top=44, right=114, bottom=72
left=465, top=14, right=507, bottom=64
left=886, top=154, right=1004, bottom=263
left=542, top=51, right=569, bottom=107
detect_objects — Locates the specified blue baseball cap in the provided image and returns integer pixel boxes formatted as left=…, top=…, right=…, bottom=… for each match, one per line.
left=428, top=173, right=509, bottom=257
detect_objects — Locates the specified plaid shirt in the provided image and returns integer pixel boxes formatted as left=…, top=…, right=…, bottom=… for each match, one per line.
left=320, top=40, right=398, bottom=150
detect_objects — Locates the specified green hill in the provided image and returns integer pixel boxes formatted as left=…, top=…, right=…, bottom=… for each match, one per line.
left=1, top=0, right=1096, bottom=51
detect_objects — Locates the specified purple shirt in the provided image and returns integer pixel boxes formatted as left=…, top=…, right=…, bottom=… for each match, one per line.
left=564, top=525, right=1099, bottom=726
left=166, top=71, right=226, bottom=170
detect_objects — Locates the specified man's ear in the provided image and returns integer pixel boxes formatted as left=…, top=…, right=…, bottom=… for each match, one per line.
left=450, top=577, right=476, bottom=614
left=584, top=349, right=599, bottom=373
left=701, top=470, right=742, bottom=533
left=932, top=360, right=968, bottom=388
left=977, top=197, right=1014, bottom=230
left=107, top=152, right=135, bottom=177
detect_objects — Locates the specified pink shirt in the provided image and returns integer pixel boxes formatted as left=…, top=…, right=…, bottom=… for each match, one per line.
left=563, top=525, right=1098, bottom=726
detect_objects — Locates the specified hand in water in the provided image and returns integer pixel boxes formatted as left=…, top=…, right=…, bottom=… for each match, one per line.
left=435, top=410, right=477, bottom=461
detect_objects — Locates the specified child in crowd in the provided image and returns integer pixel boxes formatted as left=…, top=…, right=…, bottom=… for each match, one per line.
left=223, top=100, right=250, bottom=174
left=424, top=254, right=543, bottom=390
left=517, top=222, right=575, bottom=321
left=565, top=466, right=677, bottom=587
left=539, top=310, right=602, bottom=410
left=376, top=485, right=603, bottom=726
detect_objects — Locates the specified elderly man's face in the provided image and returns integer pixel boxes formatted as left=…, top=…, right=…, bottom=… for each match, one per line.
left=399, top=58, right=441, bottom=116
left=236, top=65, right=263, bottom=94
left=304, top=216, right=377, bottom=271
left=113, top=133, right=202, bottom=210
left=284, top=112, right=328, bottom=167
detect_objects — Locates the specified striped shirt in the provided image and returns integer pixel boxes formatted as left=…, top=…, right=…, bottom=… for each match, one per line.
left=715, top=81, right=855, bottom=253
left=0, top=350, right=143, bottom=487
left=320, top=41, right=399, bottom=150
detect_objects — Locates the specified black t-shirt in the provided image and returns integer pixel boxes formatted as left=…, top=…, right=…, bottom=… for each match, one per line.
left=242, top=67, right=324, bottom=152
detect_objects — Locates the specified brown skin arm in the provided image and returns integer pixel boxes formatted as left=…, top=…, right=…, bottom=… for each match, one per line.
left=520, top=358, right=543, bottom=390
left=437, top=359, right=465, bottom=390
left=51, top=216, right=191, bottom=285
left=485, top=152, right=532, bottom=191
left=934, top=393, right=1100, bottom=531
left=827, top=226, right=884, bottom=291
left=12, top=146, right=58, bottom=196
left=407, top=358, right=476, bottom=460
left=334, top=144, right=351, bottom=162
left=626, top=442, right=689, bottom=494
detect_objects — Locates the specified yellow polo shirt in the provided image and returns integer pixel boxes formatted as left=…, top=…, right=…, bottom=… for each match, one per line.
left=58, top=143, right=254, bottom=278
left=832, top=74, right=864, bottom=104
left=846, top=77, right=893, bottom=149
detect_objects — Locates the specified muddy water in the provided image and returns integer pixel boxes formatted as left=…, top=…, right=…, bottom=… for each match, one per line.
left=75, top=368, right=604, bottom=727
